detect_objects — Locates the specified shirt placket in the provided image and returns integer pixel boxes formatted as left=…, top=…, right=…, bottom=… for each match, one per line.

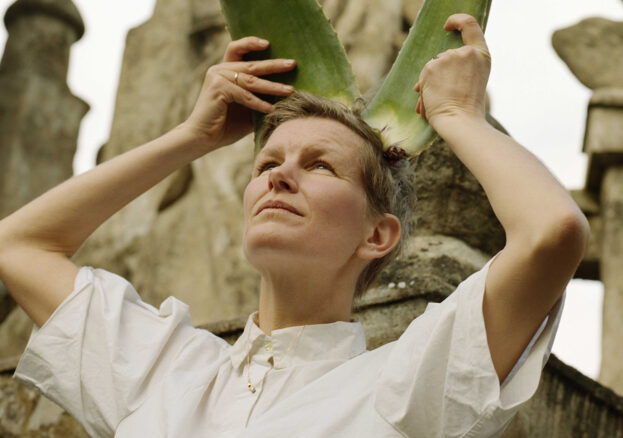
left=243, top=336, right=275, bottom=427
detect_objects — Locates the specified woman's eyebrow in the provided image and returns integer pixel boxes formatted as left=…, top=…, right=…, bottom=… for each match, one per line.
left=300, top=142, right=343, bottom=158
left=255, top=147, right=280, bottom=161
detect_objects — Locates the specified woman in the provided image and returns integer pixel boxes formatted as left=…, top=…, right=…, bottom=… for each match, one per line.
left=0, top=14, right=587, bottom=437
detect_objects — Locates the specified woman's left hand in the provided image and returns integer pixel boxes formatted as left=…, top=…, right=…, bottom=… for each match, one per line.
left=414, top=14, right=491, bottom=129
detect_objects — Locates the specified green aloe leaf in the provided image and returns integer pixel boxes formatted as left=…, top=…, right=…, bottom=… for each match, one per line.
left=220, top=0, right=360, bottom=150
left=362, top=0, right=492, bottom=155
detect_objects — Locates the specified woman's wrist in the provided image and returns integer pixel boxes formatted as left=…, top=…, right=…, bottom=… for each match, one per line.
left=429, top=111, right=490, bottom=143
left=175, top=121, right=221, bottom=157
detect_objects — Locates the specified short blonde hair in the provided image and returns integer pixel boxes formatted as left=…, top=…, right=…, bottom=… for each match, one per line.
left=259, top=91, right=417, bottom=298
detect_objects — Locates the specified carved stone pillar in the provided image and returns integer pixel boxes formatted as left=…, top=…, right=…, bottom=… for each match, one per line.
left=0, top=0, right=88, bottom=331
left=600, top=166, right=623, bottom=392
left=553, top=17, right=623, bottom=395
left=0, top=0, right=88, bottom=218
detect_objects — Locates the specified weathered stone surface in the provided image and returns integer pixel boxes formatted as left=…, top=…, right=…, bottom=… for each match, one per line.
left=504, top=356, right=623, bottom=438
left=0, top=373, right=88, bottom=437
left=356, top=234, right=490, bottom=349
left=0, top=307, right=32, bottom=372
left=0, top=283, right=16, bottom=324
left=582, top=88, right=623, bottom=195
left=402, top=0, right=425, bottom=24
left=0, top=0, right=87, bottom=364
left=0, top=372, right=37, bottom=436
left=4, top=0, right=85, bottom=40
left=584, top=89, right=623, bottom=155
left=599, top=166, right=623, bottom=396
left=0, top=0, right=88, bottom=220
left=321, top=0, right=403, bottom=93
left=571, top=189, right=601, bottom=216
left=552, top=17, right=623, bottom=90
left=571, top=190, right=601, bottom=280
left=553, top=14, right=623, bottom=405
left=411, top=137, right=506, bottom=256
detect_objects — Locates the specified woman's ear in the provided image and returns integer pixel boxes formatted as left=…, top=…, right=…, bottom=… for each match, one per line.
left=356, top=213, right=401, bottom=261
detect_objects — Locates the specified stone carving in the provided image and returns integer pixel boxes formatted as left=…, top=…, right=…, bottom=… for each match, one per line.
left=552, top=17, right=623, bottom=90
left=599, top=167, right=623, bottom=394
left=0, top=0, right=88, bottom=368
left=0, top=0, right=87, bottom=222
left=553, top=15, right=623, bottom=396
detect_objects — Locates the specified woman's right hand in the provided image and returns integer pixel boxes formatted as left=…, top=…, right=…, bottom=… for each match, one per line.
left=183, top=37, right=297, bottom=151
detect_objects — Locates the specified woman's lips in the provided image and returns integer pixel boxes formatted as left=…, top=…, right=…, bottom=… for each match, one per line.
left=256, top=200, right=302, bottom=216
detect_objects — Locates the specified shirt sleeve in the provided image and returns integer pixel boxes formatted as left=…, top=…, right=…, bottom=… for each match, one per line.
left=13, top=266, right=227, bottom=438
left=373, top=256, right=564, bottom=438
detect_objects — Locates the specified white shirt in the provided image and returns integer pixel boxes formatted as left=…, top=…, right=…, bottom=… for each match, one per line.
left=14, top=257, right=563, bottom=438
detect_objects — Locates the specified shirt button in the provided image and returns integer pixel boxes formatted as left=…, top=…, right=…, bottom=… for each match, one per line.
left=265, top=342, right=272, bottom=351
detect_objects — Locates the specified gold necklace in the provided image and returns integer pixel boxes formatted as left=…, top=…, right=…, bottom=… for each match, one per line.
left=246, top=324, right=306, bottom=393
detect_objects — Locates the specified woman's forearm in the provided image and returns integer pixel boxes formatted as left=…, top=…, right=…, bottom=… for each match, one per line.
left=432, top=114, right=586, bottom=245
left=0, top=123, right=209, bottom=257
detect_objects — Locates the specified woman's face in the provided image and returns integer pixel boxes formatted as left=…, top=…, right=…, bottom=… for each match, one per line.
left=243, top=117, right=373, bottom=274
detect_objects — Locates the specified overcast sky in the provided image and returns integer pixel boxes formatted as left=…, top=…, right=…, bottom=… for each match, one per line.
left=2, top=0, right=622, bottom=379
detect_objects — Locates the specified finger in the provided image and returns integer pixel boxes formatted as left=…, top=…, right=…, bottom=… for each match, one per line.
left=228, top=71, right=294, bottom=96
left=224, top=36, right=270, bottom=62
left=220, top=58, right=296, bottom=77
left=227, top=82, right=274, bottom=114
left=414, top=82, right=421, bottom=93
left=444, top=14, right=489, bottom=54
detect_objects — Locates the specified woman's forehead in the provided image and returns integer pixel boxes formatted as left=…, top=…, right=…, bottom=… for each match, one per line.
left=260, top=117, right=365, bottom=157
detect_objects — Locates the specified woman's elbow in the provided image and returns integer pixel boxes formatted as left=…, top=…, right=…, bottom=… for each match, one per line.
left=537, top=210, right=590, bottom=264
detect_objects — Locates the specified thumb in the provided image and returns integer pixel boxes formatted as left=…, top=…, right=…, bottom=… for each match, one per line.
left=444, top=14, right=489, bottom=55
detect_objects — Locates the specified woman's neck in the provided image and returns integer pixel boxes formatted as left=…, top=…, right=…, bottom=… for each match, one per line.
left=256, top=268, right=356, bottom=335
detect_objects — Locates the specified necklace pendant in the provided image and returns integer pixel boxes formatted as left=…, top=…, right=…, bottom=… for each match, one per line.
left=247, top=383, right=256, bottom=393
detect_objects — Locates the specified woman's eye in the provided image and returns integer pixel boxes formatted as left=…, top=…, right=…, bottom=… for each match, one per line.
left=257, top=162, right=277, bottom=173
left=311, top=161, right=333, bottom=172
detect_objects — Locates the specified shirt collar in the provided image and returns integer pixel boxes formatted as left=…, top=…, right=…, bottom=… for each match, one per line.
left=230, top=311, right=367, bottom=370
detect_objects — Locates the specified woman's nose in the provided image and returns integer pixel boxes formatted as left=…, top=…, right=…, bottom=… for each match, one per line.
left=267, top=165, right=298, bottom=193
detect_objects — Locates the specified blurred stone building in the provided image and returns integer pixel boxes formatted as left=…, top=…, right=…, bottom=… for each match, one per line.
left=0, top=0, right=622, bottom=436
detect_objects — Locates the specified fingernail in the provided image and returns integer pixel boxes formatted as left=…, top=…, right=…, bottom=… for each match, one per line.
left=285, top=59, right=296, bottom=66
left=258, top=39, right=269, bottom=46
left=284, top=85, right=295, bottom=91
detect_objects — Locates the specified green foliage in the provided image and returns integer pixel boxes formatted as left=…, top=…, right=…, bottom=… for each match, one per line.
left=220, top=0, right=492, bottom=155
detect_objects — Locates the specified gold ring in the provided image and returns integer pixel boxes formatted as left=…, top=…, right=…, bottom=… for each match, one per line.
left=234, top=72, right=239, bottom=85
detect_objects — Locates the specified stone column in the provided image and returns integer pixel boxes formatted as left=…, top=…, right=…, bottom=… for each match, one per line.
left=0, top=0, right=88, bottom=217
left=601, top=166, right=623, bottom=392
left=0, top=0, right=88, bottom=321
left=553, top=17, right=623, bottom=395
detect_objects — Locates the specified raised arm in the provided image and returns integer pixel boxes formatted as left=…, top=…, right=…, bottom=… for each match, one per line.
left=0, top=37, right=295, bottom=328
left=415, top=14, right=589, bottom=382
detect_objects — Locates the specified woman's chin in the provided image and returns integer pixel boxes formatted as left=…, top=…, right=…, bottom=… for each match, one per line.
left=244, top=236, right=317, bottom=272
left=245, top=242, right=301, bottom=265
